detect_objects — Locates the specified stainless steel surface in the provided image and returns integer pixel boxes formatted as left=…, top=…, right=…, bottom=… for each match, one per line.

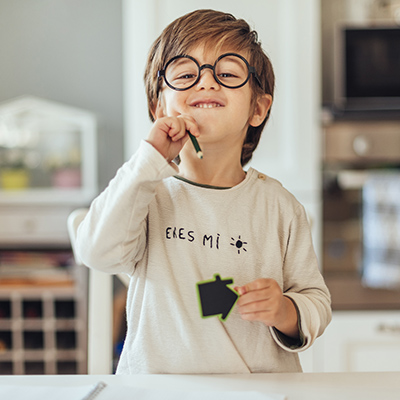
left=324, top=121, right=400, bottom=163
left=323, top=120, right=400, bottom=288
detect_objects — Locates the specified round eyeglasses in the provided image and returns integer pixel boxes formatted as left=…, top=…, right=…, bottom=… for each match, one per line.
left=157, top=53, right=262, bottom=91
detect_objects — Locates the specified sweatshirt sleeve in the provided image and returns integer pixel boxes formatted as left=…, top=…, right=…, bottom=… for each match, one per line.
left=269, top=204, right=332, bottom=352
left=75, top=140, right=176, bottom=275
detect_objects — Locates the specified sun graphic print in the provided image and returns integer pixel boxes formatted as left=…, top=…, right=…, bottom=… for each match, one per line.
left=230, top=235, right=247, bottom=254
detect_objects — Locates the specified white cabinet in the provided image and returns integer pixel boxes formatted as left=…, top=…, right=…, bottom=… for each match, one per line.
left=319, top=311, right=400, bottom=372
left=0, top=96, right=96, bottom=374
left=0, top=96, right=98, bottom=245
left=299, top=311, right=400, bottom=373
left=0, top=206, right=76, bottom=246
left=298, top=345, right=321, bottom=373
left=0, top=96, right=97, bottom=206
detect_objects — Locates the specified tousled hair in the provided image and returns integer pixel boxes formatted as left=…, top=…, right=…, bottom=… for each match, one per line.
left=144, top=9, right=275, bottom=166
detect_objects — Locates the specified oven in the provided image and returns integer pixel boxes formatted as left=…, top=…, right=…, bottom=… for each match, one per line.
left=333, top=25, right=400, bottom=111
left=322, top=119, right=400, bottom=289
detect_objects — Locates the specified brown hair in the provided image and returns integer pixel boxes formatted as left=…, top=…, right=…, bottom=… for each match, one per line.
left=144, top=9, right=275, bottom=166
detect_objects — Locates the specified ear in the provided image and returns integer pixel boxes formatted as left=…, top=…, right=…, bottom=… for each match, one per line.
left=151, top=97, right=166, bottom=120
left=249, top=94, right=272, bottom=127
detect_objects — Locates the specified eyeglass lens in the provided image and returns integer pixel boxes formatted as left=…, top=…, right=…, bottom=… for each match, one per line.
left=164, top=54, right=250, bottom=90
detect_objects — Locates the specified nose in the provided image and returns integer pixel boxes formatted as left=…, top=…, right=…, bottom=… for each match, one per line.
left=196, top=64, right=219, bottom=90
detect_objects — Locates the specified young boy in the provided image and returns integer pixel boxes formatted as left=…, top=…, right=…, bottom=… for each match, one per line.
left=76, top=9, right=331, bottom=374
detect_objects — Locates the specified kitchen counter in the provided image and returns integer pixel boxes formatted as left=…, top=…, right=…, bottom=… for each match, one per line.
left=1, top=372, right=400, bottom=400
left=325, top=273, right=400, bottom=310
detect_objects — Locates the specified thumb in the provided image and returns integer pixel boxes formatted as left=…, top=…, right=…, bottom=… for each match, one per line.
left=234, top=286, right=247, bottom=296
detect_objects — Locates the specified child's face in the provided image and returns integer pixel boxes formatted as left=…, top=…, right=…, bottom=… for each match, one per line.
left=156, top=45, right=265, bottom=148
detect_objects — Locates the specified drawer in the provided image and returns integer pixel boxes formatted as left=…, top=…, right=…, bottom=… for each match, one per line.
left=0, top=206, right=74, bottom=245
left=321, top=311, right=400, bottom=372
left=324, top=121, right=400, bottom=163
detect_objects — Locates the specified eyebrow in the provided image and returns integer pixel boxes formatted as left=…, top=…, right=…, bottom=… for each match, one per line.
left=219, top=56, right=247, bottom=69
left=168, top=57, right=194, bottom=68
left=168, top=53, right=249, bottom=66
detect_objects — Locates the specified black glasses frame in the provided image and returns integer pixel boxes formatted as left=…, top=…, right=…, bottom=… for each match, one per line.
left=157, top=52, right=263, bottom=92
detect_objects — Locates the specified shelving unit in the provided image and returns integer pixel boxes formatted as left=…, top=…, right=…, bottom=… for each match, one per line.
left=0, top=95, right=97, bottom=374
left=0, top=261, right=87, bottom=375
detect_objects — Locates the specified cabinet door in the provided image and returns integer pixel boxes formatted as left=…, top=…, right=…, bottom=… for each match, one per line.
left=321, top=311, right=400, bottom=372
left=0, top=96, right=97, bottom=205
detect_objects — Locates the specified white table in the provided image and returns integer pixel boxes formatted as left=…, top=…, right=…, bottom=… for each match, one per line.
left=1, top=372, right=400, bottom=400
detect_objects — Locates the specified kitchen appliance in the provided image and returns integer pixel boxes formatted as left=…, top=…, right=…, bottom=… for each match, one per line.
left=334, top=25, right=400, bottom=111
left=322, top=120, right=400, bottom=286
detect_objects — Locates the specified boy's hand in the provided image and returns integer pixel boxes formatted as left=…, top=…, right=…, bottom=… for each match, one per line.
left=147, top=115, right=200, bottom=162
left=235, top=278, right=299, bottom=339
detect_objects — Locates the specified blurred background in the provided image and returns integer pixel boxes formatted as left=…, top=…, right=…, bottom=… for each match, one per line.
left=0, top=0, right=400, bottom=375
left=0, top=0, right=124, bottom=191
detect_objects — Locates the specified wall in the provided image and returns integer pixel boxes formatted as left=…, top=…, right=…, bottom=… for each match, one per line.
left=0, top=0, right=124, bottom=193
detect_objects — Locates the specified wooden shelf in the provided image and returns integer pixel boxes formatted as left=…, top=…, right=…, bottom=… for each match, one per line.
left=0, top=265, right=87, bottom=375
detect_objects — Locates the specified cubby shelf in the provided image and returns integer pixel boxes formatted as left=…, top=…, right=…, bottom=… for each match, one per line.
left=0, top=270, right=87, bottom=375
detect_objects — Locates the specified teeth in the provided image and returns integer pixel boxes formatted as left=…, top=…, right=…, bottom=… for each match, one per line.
left=195, top=103, right=221, bottom=108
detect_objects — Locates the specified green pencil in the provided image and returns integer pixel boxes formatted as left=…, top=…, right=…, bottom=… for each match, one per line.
left=187, top=131, right=203, bottom=159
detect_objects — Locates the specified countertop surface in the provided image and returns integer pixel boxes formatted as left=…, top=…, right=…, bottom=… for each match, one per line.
left=325, top=273, right=400, bottom=310
left=1, top=372, right=400, bottom=400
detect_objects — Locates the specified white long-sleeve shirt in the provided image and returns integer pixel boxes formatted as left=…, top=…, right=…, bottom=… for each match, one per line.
left=76, top=140, right=331, bottom=374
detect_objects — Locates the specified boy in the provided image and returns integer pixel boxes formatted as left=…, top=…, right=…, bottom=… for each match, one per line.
left=76, top=9, right=331, bottom=374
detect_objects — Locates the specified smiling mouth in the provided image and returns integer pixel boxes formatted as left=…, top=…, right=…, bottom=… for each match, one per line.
left=194, top=103, right=222, bottom=108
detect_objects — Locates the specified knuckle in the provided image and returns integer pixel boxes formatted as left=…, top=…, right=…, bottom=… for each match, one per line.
left=254, top=279, right=266, bottom=290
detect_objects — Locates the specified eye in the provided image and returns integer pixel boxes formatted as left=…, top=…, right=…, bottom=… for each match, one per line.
left=218, top=72, right=238, bottom=78
left=165, top=58, right=198, bottom=84
left=216, top=55, right=248, bottom=83
left=176, top=73, right=197, bottom=80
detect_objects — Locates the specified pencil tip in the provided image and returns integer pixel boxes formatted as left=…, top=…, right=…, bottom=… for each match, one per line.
left=197, top=152, right=203, bottom=159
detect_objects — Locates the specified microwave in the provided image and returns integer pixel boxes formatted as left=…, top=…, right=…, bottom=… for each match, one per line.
left=334, top=25, right=400, bottom=111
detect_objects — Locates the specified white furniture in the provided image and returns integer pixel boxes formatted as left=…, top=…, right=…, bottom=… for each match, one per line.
left=0, top=280, right=87, bottom=375
left=0, top=96, right=97, bottom=206
left=0, top=96, right=97, bottom=247
left=0, top=96, right=98, bottom=375
left=1, top=372, right=400, bottom=400
left=318, top=311, right=400, bottom=372
left=298, top=310, right=400, bottom=373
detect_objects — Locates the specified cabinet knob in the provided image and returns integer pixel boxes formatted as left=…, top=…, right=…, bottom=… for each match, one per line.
left=377, top=323, right=400, bottom=335
left=353, top=135, right=370, bottom=156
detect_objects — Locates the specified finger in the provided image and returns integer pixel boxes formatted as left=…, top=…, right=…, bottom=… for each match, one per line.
left=236, top=278, right=275, bottom=296
left=237, top=288, right=273, bottom=307
left=177, top=114, right=200, bottom=137
left=238, top=299, right=281, bottom=324
left=155, top=117, right=178, bottom=138
left=168, top=117, right=186, bottom=141
left=240, top=310, right=273, bottom=324
left=238, top=299, right=271, bottom=315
